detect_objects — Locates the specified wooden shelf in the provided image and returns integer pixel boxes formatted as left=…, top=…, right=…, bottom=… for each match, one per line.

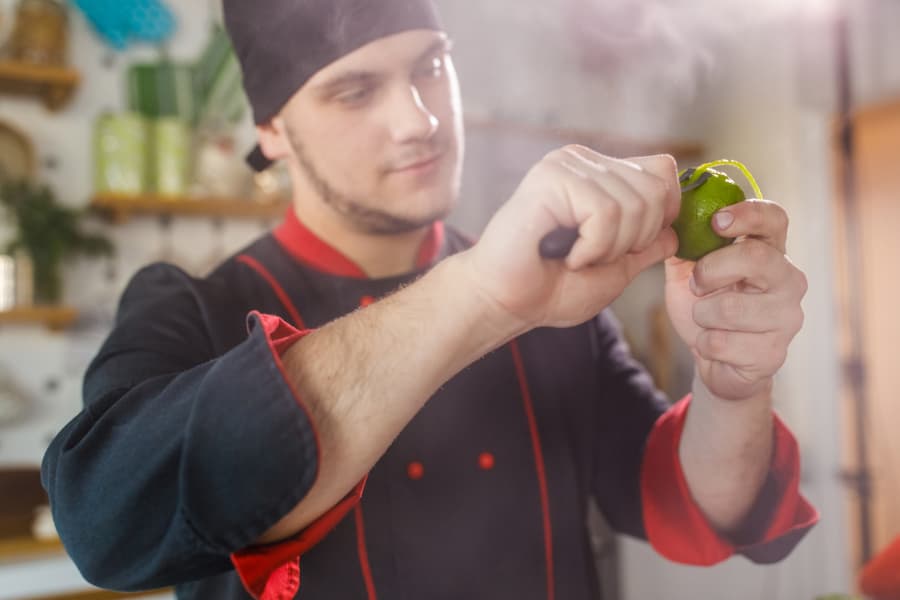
left=90, top=193, right=289, bottom=223
left=0, top=60, right=80, bottom=110
left=464, top=114, right=704, bottom=161
left=0, top=536, right=63, bottom=562
left=0, top=306, right=78, bottom=330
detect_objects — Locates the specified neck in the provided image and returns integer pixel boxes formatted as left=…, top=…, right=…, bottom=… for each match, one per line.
left=294, top=204, right=432, bottom=278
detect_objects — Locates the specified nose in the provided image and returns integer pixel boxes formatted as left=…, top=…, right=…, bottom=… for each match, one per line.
left=388, top=83, right=439, bottom=144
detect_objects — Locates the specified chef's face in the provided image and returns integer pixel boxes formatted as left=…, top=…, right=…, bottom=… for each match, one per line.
left=258, top=29, right=464, bottom=235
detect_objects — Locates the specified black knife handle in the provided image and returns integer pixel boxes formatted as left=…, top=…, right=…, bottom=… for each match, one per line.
left=539, top=227, right=579, bottom=259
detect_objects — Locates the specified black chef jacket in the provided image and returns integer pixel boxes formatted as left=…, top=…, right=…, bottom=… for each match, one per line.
left=42, top=209, right=817, bottom=600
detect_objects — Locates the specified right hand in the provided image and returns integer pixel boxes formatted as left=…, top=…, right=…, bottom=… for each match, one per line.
left=460, top=145, right=680, bottom=332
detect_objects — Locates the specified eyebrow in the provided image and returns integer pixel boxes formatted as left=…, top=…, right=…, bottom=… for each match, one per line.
left=313, top=37, right=454, bottom=95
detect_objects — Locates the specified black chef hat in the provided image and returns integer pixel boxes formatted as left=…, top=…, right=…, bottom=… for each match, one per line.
left=223, top=0, right=443, bottom=171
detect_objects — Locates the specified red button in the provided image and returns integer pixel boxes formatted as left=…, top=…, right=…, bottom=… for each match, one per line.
left=407, top=461, right=424, bottom=480
left=360, top=296, right=375, bottom=307
left=478, top=452, right=495, bottom=471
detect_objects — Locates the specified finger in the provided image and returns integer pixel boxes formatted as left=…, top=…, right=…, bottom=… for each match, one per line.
left=561, top=151, right=648, bottom=258
left=692, top=291, right=803, bottom=334
left=711, top=199, right=789, bottom=254
left=624, top=153, right=681, bottom=225
left=546, top=159, right=622, bottom=269
left=691, top=238, right=794, bottom=295
left=622, top=227, right=678, bottom=280
left=566, top=147, right=677, bottom=226
left=564, top=148, right=669, bottom=253
left=695, top=329, right=788, bottom=376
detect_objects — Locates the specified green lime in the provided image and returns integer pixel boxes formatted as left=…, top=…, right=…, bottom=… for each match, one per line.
left=672, top=167, right=745, bottom=261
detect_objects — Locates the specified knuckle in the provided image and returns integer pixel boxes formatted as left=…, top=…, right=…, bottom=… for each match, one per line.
left=565, top=143, right=589, bottom=153
left=748, top=204, right=766, bottom=230
left=644, top=174, right=669, bottom=202
left=657, top=153, right=677, bottom=173
left=795, top=269, right=809, bottom=297
left=641, top=153, right=677, bottom=179
left=771, top=345, right=788, bottom=370
left=765, top=334, right=788, bottom=369
left=598, top=198, right=622, bottom=223
left=543, top=147, right=573, bottom=164
left=773, top=203, right=790, bottom=231
left=791, top=308, right=805, bottom=336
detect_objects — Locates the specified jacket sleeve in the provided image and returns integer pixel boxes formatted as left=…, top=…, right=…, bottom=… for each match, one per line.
left=588, top=311, right=817, bottom=564
left=40, top=264, right=329, bottom=591
left=641, top=396, right=818, bottom=565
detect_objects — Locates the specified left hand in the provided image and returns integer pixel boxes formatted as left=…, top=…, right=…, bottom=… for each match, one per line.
left=665, top=199, right=808, bottom=400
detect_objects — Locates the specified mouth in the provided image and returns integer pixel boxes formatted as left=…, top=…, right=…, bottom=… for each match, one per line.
left=391, top=152, right=445, bottom=174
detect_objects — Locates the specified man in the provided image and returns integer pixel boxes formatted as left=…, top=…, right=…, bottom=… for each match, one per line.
left=42, top=1, right=817, bottom=599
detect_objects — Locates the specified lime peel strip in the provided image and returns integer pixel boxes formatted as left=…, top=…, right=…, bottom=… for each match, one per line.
left=690, top=159, right=764, bottom=199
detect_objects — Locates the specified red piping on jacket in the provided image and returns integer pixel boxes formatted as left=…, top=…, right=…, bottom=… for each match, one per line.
left=355, top=505, right=379, bottom=600
left=238, top=254, right=379, bottom=598
left=510, top=339, right=556, bottom=600
left=237, top=255, right=307, bottom=329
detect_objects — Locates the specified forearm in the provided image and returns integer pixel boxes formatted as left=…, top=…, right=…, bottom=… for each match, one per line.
left=258, top=251, right=521, bottom=543
left=678, top=373, right=774, bottom=534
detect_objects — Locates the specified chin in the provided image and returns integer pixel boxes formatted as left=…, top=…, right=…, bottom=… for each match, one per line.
left=411, top=189, right=457, bottom=221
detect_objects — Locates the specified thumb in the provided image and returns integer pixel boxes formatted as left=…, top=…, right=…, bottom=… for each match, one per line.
left=623, top=228, right=678, bottom=280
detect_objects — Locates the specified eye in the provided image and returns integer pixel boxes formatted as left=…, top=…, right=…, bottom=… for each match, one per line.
left=335, top=86, right=374, bottom=107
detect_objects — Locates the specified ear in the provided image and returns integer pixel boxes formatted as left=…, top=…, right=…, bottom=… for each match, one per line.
left=255, top=116, right=292, bottom=162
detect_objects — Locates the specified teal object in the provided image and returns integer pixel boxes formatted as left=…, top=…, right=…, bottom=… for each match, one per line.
left=72, top=0, right=175, bottom=50
left=93, top=112, right=148, bottom=195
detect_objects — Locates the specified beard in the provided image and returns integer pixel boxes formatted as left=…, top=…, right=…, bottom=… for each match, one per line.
left=287, top=128, right=451, bottom=235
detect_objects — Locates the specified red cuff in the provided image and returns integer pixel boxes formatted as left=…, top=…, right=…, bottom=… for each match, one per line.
left=233, top=314, right=367, bottom=599
left=251, top=311, right=322, bottom=462
left=859, top=535, right=900, bottom=600
left=251, top=311, right=310, bottom=355
left=231, top=478, right=367, bottom=600
left=641, top=395, right=819, bottom=566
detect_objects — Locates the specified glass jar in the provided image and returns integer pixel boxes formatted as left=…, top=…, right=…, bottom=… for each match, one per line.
left=9, top=0, right=68, bottom=66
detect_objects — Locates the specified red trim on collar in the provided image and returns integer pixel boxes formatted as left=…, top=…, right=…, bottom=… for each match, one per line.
left=415, top=221, right=444, bottom=270
left=274, top=209, right=366, bottom=278
left=273, top=208, right=444, bottom=278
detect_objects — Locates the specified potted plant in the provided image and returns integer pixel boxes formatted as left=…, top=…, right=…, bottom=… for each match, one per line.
left=1, top=179, right=113, bottom=305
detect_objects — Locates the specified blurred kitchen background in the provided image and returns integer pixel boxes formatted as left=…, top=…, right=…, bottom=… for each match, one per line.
left=0, top=0, right=897, bottom=598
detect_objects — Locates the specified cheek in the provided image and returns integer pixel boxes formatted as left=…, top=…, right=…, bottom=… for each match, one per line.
left=308, top=118, right=383, bottom=180
left=425, top=80, right=460, bottom=126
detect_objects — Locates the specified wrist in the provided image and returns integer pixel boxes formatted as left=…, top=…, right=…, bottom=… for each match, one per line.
left=691, top=370, right=774, bottom=409
left=441, top=251, right=531, bottom=350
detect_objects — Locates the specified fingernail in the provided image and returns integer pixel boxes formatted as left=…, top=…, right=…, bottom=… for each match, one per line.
left=714, top=211, right=734, bottom=230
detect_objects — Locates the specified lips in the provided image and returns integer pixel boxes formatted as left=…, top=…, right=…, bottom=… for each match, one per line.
left=392, top=152, right=444, bottom=173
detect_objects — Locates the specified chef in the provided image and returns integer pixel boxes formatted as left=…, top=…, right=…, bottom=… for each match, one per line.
left=42, top=1, right=817, bottom=598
